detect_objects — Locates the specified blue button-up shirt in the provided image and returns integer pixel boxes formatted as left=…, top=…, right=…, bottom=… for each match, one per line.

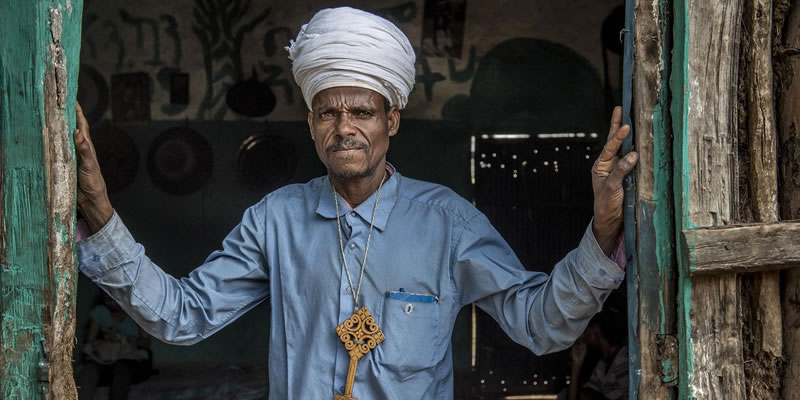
left=77, top=170, right=624, bottom=399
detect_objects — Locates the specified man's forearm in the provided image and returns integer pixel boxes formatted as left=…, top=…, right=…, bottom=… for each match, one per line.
left=78, top=196, right=113, bottom=234
left=592, top=217, right=622, bottom=257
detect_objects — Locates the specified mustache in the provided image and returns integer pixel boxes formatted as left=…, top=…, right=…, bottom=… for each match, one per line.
left=326, top=138, right=368, bottom=153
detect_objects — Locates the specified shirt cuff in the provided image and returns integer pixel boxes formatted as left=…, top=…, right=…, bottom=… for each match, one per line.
left=574, top=221, right=625, bottom=289
left=610, top=232, right=627, bottom=270
left=76, top=211, right=138, bottom=278
left=75, top=218, right=91, bottom=242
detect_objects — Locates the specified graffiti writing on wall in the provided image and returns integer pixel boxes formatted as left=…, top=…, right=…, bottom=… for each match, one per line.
left=80, top=0, right=484, bottom=121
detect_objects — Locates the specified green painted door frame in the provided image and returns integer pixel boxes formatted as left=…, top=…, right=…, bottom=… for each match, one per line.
left=623, top=0, right=677, bottom=399
left=671, top=0, right=748, bottom=398
left=0, top=1, right=83, bottom=398
left=626, top=0, right=763, bottom=398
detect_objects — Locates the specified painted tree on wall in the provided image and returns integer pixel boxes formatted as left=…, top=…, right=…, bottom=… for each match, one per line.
left=0, top=0, right=83, bottom=398
left=191, top=0, right=270, bottom=119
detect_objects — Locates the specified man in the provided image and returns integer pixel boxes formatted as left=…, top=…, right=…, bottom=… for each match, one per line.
left=75, top=7, right=638, bottom=399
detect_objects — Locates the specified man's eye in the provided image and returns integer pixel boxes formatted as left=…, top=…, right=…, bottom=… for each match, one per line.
left=355, top=110, right=374, bottom=118
left=320, top=112, right=334, bottom=119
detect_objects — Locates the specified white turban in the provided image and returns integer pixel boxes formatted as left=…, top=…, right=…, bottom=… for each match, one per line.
left=286, top=7, right=416, bottom=110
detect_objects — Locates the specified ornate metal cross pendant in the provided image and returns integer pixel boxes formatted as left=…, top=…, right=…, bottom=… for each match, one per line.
left=333, top=306, right=385, bottom=400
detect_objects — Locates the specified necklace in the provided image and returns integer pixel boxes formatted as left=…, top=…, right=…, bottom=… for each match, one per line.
left=331, top=172, right=387, bottom=400
left=332, top=171, right=386, bottom=311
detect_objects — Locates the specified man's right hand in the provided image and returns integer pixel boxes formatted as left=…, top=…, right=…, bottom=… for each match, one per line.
left=75, top=102, right=114, bottom=233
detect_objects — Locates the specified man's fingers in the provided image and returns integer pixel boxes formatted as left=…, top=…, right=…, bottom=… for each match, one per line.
left=597, top=124, right=630, bottom=163
left=607, top=106, right=622, bottom=143
left=76, top=102, right=89, bottom=134
left=74, top=102, right=98, bottom=156
left=74, top=104, right=100, bottom=168
left=606, top=151, right=639, bottom=186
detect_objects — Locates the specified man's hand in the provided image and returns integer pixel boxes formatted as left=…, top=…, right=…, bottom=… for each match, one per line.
left=75, top=103, right=114, bottom=233
left=591, top=106, right=638, bottom=256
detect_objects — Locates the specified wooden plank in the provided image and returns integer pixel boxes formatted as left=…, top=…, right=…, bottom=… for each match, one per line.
left=0, top=2, right=52, bottom=397
left=44, top=4, right=83, bottom=398
left=682, top=222, right=800, bottom=275
left=620, top=0, right=640, bottom=395
left=627, top=0, right=677, bottom=397
left=741, top=0, right=783, bottom=381
left=776, top=0, right=800, bottom=396
left=671, top=0, right=746, bottom=398
left=621, top=1, right=639, bottom=397
left=744, top=3, right=780, bottom=224
left=0, top=1, right=82, bottom=399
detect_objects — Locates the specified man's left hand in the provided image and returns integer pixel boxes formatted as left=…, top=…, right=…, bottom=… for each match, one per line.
left=591, top=106, right=639, bottom=256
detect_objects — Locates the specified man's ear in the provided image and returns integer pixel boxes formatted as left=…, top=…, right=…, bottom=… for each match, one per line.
left=387, top=107, right=400, bottom=137
left=307, top=111, right=315, bottom=141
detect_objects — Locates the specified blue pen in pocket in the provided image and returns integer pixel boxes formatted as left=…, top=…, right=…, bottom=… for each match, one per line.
left=385, top=290, right=438, bottom=303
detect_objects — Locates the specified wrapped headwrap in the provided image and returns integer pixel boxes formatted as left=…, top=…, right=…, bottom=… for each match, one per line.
left=286, top=7, right=416, bottom=110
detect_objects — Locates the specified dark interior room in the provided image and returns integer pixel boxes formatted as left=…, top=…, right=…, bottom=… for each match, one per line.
left=73, top=0, right=627, bottom=398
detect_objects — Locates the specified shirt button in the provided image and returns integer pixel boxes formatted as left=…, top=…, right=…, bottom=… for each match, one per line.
left=345, top=287, right=352, bottom=294
left=349, top=243, right=356, bottom=249
left=339, top=385, right=346, bottom=393
left=350, top=211, right=357, bottom=217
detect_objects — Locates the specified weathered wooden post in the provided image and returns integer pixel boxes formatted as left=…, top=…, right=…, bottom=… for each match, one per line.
left=672, top=0, right=747, bottom=398
left=624, top=0, right=678, bottom=398
left=0, top=1, right=83, bottom=399
left=776, top=0, right=800, bottom=396
left=739, top=0, right=783, bottom=397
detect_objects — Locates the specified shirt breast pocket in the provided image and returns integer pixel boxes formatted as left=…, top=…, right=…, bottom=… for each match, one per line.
left=378, top=291, right=441, bottom=381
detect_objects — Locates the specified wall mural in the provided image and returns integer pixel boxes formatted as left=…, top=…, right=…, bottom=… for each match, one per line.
left=77, top=0, right=614, bottom=122
left=191, top=0, right=297, bottom=120
left=421, top=0, right=467, bottom=58
left=191, top=0, right=270, bottom=119
left=442, top=38, right=606, bottom=132
left=448, top=46, right=477, bottom=82
left=375, top=2, right=417, bottom=23
left=416, top=55, right=446, bottom=101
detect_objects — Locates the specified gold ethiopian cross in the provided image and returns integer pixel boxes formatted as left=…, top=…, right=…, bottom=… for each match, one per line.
left=334, top=306, right=385, bottom=400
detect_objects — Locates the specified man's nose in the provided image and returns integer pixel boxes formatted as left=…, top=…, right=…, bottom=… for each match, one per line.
left=334, top=113, right=357, bottom=136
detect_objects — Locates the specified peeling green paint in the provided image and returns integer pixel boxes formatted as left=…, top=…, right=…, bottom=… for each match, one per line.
left=622, top=0, right=677, bottom=396
left=1, top=0, right=51, bottom=392
left=620, top=0, right=639, bottom=395
left=670, top=0, right=696, bottom=398
left=652, top=34, right=674, bottom=344
left=56, top=212, right=68, bottom=245
left=0, top=0, right=81, bottom=398
left=662, top=358, right=677, bottom=382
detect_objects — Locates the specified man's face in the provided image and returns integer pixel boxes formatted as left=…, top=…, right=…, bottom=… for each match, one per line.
left=308, top=87, right=399, bottom=180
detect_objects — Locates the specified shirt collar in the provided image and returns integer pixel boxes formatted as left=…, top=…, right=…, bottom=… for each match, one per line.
left=315, top=163, right=399, bottom=231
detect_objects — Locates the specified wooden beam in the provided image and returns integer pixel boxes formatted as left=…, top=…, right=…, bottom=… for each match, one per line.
left=44, top=4, right=83, bottom=397
left=741, top=0, right=783, bottom=378
left=682, top=221, right=800, bottom=275
left=0, top=1, right=82, bottom=399
left=744, top=4, right=780, bottom=224
left=672, top=0, right=746, bottom=398
left=627, top=0, right=677, bottom=397
left=776, top=0, right=800, bottom=395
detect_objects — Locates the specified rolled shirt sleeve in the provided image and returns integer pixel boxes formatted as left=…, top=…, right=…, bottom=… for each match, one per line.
left=76, top=200, right=270, bottom=345
left=452, top=213, right=624, bottom=355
